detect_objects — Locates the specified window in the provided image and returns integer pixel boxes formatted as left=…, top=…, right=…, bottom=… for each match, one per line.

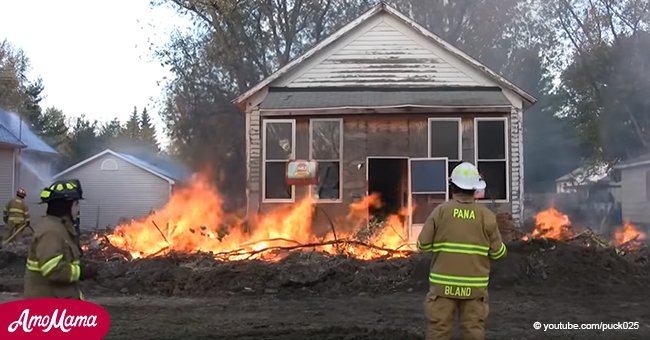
left=428, top=118, right=462, bottom=175
left=310, top=119, right=342, bottom=201
left=100, top=159, right=118, bottom=171
left=475, top=118, right=508, bottom=201
left=263, top=119, right=295, bottom=201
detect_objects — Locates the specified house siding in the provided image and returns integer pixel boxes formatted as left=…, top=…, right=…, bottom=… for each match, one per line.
left=620, top=164, right=650, bottom=225
left=58, top=154, right=171, bottom=230
left=281, top=15, right=484, bottom=88
left=0, top=147, right=15, bottom=209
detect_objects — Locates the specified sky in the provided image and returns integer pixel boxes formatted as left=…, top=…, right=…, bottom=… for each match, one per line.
left=0, top=0, right=194, bottom=147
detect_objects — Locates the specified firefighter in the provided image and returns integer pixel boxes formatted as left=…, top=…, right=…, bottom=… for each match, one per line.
left=2, top=188, right=31, bottom=246
left=24, top=179, right=96, bottom=299
left=417, top=162, right=507, bottom=340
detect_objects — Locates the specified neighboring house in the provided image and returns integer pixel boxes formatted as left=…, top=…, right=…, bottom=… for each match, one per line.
left=52, top=149, right=190, bottom=230
left=232, top=3, right=537, bottom=240
left=555, top=164, right=611, bottom=194
left=614, top=154, right=650, bottom=226
left=0, top=108, right=60, bottom=223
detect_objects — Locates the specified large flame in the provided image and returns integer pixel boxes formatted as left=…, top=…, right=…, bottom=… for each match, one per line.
left=526, top=207, right=648, bottom=250
left=530, top=207, right=573, bottom=240
left=106, top=174, right=414, bottom=260
left=613, top=221, right=647, bottom=249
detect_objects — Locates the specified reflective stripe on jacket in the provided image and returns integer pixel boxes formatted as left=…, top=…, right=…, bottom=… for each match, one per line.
left=417, top=195, right=507, bottom=299
left=3, top=198, right=30, bottom=223
left=24, top=215, right=82, bottom=299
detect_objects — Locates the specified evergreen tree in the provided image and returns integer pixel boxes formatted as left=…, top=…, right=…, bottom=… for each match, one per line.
left=40, top=107, right=70, bottom=151
left=123, top=106, right=140, bottom=140
left=67, top=115, right=100, bottom=165
left=139, top=107, right=159, bottom=151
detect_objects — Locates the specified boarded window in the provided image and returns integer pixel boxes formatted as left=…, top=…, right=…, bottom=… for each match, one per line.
left=263, top=120, right=295, bottom=201
left=429, top=118, right=462, bottom=175
left=310, top=119, right=342, bottom=201
left=476, top=119, right=507, bottom=200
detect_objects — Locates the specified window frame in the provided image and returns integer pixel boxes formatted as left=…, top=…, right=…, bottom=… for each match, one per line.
left=473, top=117, right=509, bottom=203
left=262, top=119, right=296, bottom=203
left=427, top=117, right=462, bottom=162
left=309, top=118, right=343, bottom=203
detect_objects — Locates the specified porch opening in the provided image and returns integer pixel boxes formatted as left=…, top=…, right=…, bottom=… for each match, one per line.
left=367, top=158, right=408, bottom=220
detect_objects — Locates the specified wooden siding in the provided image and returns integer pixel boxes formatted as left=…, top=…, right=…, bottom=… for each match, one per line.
left=249, top=113, right=517, bottom=234
left=284, top=17, right=481, bottom=88
left=0, top=147, right=14, bottom=209
left=620, top=164, right=650, bottom=225
left=59, top=154, right=170, bottom=230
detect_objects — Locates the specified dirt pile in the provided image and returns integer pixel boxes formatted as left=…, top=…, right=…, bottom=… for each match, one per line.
left=1, top=239, right=648, bottom=297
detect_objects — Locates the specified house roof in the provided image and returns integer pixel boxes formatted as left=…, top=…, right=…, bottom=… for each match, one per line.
left=614, top=153, right=650, bottom=170
left=233, top=3, right=537, bottom=108
left=53, top=149, right=191, bottom=184
left=260, top=86, right=511, bottom=111
left=556, top=164, right=611, bottom=184
left=0, top=108, right=57, bottom=154
left=0, top=124, right=25, bottom=147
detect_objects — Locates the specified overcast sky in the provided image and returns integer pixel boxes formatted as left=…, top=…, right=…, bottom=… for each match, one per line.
left=0, top=0, right=193, bottom=147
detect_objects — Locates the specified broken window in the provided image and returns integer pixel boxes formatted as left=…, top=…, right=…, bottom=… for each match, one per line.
left=310, top=119, right=342, bottom=201
left=263, top=120, right=295, bottom=201
left=475, top=118, right=508, bottom=201
left=429, top=118, right=462, bottom=175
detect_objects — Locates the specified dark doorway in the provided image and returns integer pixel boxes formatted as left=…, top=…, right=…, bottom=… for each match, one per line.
left=367, top=158, right=408, bottom=219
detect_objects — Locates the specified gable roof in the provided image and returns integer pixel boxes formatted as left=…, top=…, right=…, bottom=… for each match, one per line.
left=233, top=3, right=536, bottom=108
left=0, top=108, right=58, bottom=154
left=0, top=124, right=25, bottom=147
left=53, top=149, right=191, bottom=184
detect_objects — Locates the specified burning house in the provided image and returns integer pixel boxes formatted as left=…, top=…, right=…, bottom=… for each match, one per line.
left=233, top=3, right=536, bottom=241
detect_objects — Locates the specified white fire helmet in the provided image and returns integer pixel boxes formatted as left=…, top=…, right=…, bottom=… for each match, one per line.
left=450, top=162, right=486, bottom=191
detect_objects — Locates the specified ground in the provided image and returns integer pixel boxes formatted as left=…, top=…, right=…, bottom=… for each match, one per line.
left=1, top=239, right=649, bottom=340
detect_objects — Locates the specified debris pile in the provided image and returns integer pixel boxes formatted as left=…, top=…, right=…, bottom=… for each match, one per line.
left=99, top=175, right=415, bottom=261
left=77, top=238, right=650, bottom=297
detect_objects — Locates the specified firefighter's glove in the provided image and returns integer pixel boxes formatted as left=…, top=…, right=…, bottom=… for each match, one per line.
left=79, top=261, right=99, bottom=281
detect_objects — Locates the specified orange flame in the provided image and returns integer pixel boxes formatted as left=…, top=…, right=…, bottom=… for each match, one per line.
left=106, top=174, right=415, bottom=260
left=613, top=221, right=647, bottom=249
left=530, top=207, right=574, bottom=240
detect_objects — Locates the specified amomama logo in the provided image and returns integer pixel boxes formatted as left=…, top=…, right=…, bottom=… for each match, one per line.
left=0, top=298, right=110, bottom=339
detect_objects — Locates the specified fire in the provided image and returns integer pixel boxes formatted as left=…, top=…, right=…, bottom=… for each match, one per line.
left=106, top=174, right=414, bottom=261
left=613, top=221, right=647, bottom=249
left=530, top=207, right=573, bottom=240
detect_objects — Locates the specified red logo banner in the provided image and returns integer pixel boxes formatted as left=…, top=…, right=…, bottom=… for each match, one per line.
left=0, top=298, right=110, bottom=339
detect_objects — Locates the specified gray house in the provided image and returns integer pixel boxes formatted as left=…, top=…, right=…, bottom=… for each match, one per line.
left=53, top=149, right=190, bottom=229
left=233, top=3, right=536, bottom=240
left=0, top=108, right=60, bottom=223
left=614, top=154, right=650, bottom=227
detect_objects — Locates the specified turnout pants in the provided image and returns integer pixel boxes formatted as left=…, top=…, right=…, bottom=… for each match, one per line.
left=424, top=291, right=489, bottom=340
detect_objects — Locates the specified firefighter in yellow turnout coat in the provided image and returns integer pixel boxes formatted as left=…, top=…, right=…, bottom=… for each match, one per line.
left=24, top=179, right=93, bottom=299
left=2, top=188, right=31, bottom=244
left=418, top=162, right=507, bottom=340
